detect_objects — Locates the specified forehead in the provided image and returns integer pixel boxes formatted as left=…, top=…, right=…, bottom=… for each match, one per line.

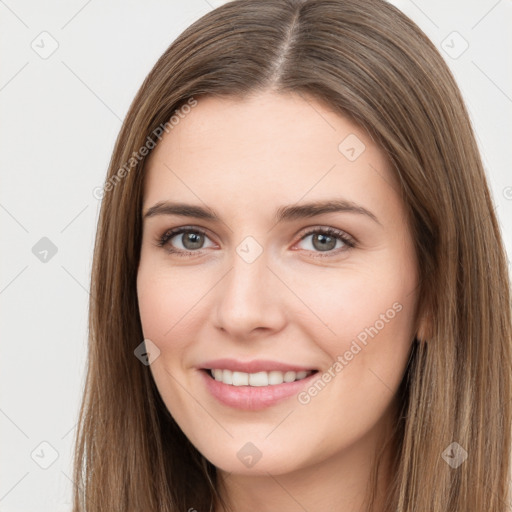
left=143, top=91, right=400, bottom=218
left=150, top=91, right=378, bottom=161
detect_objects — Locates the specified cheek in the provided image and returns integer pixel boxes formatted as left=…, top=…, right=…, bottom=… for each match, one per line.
left=293, top=252, right=418, bottom=407
left=136, top=265, right=203, bottom=424
left=136, top=264, right=202, bottom=353
left=297, top=262, right=416, bottom=347
left=292, top=270, right=416, bottom=439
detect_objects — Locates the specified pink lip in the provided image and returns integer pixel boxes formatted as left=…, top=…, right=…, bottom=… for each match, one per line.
left=199, top=358, right=317, bottom=373
left=199, top=368, right=319, bottom=411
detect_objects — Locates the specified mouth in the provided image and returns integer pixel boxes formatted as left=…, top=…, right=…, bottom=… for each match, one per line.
left=199, top=367, right=320, bottom=410
left=202, top=368, right=319, bottom=387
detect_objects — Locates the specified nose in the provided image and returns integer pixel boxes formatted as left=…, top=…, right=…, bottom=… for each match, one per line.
left=213, top=248, right=287, bottom=340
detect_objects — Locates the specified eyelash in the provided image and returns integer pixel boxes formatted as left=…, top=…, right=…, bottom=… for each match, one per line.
left=154, top=226, right=356, bottom=258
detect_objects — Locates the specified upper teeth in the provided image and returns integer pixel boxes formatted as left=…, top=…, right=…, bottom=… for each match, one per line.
left=210, top=369, right=313, bottom=386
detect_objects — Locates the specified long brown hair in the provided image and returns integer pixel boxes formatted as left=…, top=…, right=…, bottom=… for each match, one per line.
left=72, top=1, right=512, bottom=510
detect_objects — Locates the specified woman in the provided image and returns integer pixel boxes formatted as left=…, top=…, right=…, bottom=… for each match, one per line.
left=73, top=0, right=512, bottom=511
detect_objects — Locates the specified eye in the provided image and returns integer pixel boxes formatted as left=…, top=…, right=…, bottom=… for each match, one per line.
left=295, top=227, right=355, bottom=257
left=155, top=227, right=216, bottom=256
left=154, top=225, right=356, bottom=258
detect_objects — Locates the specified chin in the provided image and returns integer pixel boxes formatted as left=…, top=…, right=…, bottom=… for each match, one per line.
left=197, top=440, right=309, bottom=477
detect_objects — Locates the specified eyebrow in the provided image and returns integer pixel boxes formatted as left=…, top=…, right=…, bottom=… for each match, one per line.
left=143, top=199, right=381, bottom=225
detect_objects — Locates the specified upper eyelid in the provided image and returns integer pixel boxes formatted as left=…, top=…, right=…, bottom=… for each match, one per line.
left=161, top=226, right=214, bottom=243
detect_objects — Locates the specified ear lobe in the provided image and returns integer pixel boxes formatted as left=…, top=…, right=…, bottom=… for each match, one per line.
left=415, top=311, right=432, bottom=342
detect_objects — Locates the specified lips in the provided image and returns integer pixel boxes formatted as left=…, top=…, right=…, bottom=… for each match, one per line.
left=198, top=358, right=320, bottom=410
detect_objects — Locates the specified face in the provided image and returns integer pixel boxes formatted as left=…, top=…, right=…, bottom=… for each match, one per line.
left=137, top=91, right=420, bottom=477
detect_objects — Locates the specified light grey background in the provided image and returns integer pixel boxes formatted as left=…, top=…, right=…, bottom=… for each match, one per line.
left=1, top=0, right=510, bottom=510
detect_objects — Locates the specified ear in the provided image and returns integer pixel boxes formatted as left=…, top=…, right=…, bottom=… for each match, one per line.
left=415, top=310, right=432, bottom=342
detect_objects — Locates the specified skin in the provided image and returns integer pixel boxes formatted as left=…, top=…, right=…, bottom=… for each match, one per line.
left=137, top=90, right=427, bottom=511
